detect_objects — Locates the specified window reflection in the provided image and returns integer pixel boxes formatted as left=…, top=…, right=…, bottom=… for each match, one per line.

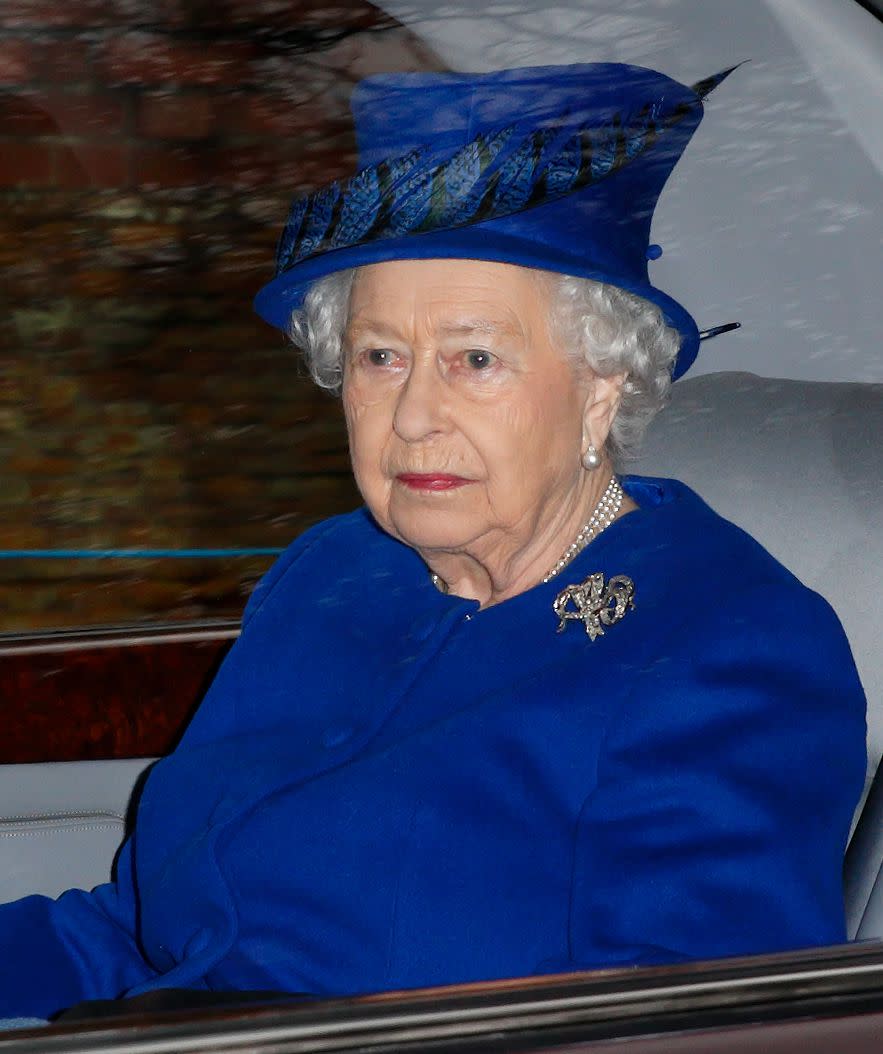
left=0, top=2, right=444, bottom=631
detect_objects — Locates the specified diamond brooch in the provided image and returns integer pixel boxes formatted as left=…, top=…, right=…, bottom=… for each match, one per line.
left=553, top=572, right=635, bottom=641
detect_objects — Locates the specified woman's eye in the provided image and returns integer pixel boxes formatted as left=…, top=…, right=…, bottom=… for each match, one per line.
left=464, top=350, right=496, bottom=370
left=365, top=349, right=396, bottom=367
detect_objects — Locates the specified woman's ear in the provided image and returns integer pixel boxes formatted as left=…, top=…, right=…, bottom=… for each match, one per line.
left=581, top=372, right=626, bottom=459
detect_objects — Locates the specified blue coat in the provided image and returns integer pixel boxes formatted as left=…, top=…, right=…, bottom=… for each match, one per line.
left=0, top=477, right=867, bottom=1019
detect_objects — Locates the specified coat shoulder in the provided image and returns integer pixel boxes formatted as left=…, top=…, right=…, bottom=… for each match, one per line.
left=622, top=474, right=828, bottom=603
left=242, top=508, right=405, bottom=625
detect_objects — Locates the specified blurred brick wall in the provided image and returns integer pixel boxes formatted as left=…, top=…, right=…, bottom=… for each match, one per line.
left=0, top=1, right=443, bottom=630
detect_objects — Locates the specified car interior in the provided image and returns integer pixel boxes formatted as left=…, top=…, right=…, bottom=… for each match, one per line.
left=0, top=0, right=881, bottom=1047
left=1, top=368, right=881, bottom=942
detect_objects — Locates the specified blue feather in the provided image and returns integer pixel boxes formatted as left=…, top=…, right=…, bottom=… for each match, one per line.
left=625, top=104, right=657, bottom=159
left=389, top=167, right=434, bottom=234
left=380, top=148, right=435, bottom=234
left=543, top=128, right=585, bottom=197
left=423, top=127, right=515, bottom=228
left=692, top=63, right=743, bottom=100
left=277, top=196, right=311, bottom=270
left=589, top=120, right=619, bottom=180
left=432, top=138, right=485, bottom=222
left=490, top=133, right=545, bottom=216
left=332, top=168, right=382, bottom=249
left=295, top=185, right=341, bottom=260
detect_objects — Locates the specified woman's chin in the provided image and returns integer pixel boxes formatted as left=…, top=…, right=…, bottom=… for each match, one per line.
left=386, top=500, right=483, bottom=554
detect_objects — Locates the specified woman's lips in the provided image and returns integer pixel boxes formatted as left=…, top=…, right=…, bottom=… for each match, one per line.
left=396, top=473, right=473, bottom=491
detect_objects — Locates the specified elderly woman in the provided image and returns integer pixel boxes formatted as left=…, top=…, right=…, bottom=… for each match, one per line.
left=0, top=62, right=866, bottom=1021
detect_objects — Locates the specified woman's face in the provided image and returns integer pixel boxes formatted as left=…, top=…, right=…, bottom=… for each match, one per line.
left=342, top=259, right=603, bottom=559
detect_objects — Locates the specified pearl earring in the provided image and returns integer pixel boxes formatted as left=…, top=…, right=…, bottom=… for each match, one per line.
left=582, top=445, right=601, bottom=470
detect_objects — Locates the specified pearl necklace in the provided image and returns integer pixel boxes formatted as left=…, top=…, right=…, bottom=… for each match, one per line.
left=429, top=476, right=624, bottom=594
left=541, top=476, right=624, bottom=583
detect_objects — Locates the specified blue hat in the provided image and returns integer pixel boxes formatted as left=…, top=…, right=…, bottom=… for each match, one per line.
left=254, top=63, right=734, bottom=379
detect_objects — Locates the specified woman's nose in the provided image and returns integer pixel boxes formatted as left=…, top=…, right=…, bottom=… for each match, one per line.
left=392, top=359, right=447, bottom=443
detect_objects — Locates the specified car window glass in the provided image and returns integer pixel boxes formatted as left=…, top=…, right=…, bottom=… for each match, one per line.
left=0, top=1, right=442, bottom=632
left=0, top=0, right=879, bottom=635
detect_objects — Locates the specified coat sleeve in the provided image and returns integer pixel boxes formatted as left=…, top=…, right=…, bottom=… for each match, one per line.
left=0, top=520, right=341, bottom=1019
left=0, top=836, right=159, bottom=1019
left=564, top=582, right=867, bottom=969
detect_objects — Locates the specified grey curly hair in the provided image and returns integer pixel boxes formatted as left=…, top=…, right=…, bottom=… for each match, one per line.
left=288, top=266, right=680, bottom=463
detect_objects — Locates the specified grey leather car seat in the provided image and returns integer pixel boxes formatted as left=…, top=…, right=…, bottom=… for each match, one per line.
left=0, top=758, right=155, bottom=903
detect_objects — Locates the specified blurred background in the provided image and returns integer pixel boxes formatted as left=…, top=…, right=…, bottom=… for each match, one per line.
left=0, top=0, right=444, bottom=630
left=0, top=0, right=880, bottom=632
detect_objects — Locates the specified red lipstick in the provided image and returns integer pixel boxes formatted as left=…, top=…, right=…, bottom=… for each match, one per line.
left=396, top=473, right=472, bottom=491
